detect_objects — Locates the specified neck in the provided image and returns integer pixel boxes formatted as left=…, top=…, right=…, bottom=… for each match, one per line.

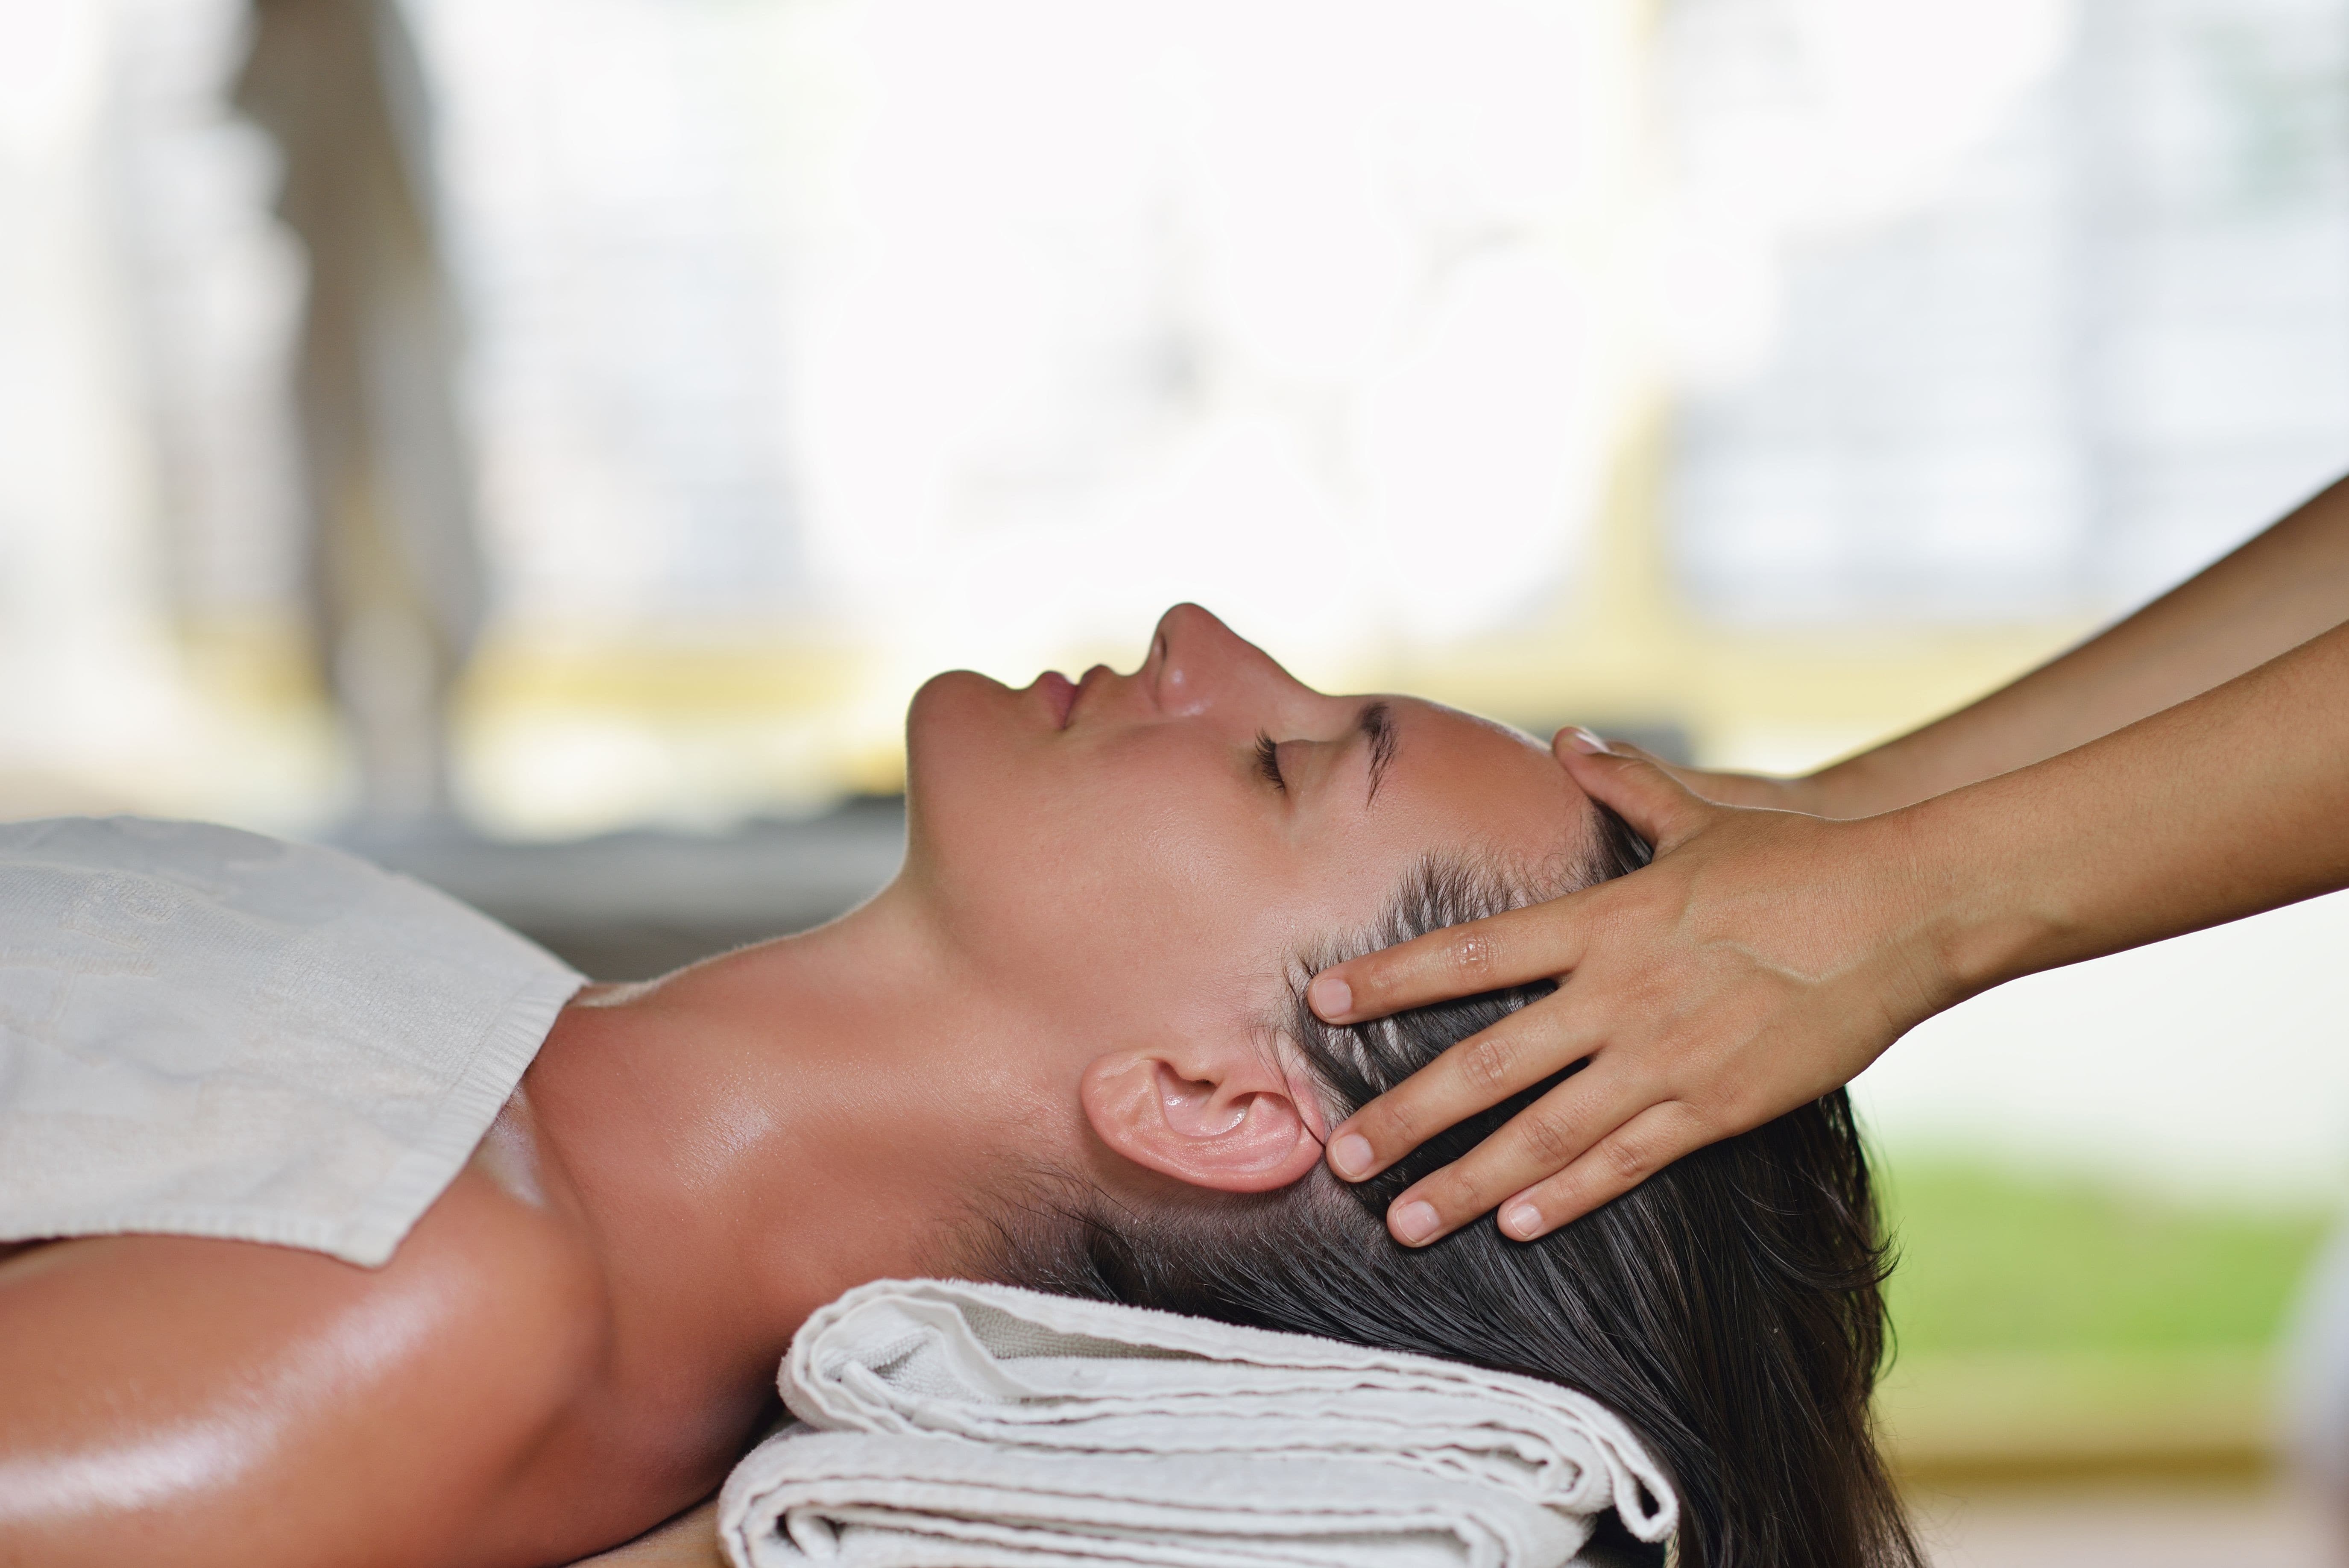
left=526, top=883, right=1071, bottom=1411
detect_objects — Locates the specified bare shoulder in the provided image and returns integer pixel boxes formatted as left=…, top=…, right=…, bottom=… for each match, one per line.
left=0, top=1165, right=613, bottom=1568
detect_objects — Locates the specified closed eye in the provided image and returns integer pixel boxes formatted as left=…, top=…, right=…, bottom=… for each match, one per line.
left=1253, top=731, right=1286, bottom=793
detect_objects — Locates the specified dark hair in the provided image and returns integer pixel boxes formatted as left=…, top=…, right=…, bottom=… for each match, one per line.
left=996, top=805, right=1920, bottom=1568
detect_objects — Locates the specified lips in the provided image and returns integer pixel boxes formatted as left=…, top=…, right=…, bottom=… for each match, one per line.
left=1038, top=670, right=1078, bottom=728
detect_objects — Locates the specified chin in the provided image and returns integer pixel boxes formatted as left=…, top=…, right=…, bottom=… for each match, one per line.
left=904, top=669, right=1011, bottom=783
left=900, top=668, right=1021, bottom=887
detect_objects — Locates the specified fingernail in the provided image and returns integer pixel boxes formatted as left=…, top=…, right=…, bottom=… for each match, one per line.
left=1561, top=726, right=1611, bottom=756
left=1308, top=973, right=1352, bottom=1020
left=1390, top=1200, right=1440, bottom=1246
left=1329, top=1133, right=1374, bottom=1180
left=1501, top=1202, right=1542, bottom=1240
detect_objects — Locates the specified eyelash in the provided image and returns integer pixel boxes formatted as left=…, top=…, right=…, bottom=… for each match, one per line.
left=1253, top=732, right=1286, bottom=793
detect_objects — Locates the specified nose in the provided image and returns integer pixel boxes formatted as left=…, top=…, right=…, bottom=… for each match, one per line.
left=1150, top=604, right=1310, bottom=718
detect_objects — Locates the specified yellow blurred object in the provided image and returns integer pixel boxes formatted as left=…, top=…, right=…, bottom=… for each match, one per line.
left=447, top=622, right=898, bottom=837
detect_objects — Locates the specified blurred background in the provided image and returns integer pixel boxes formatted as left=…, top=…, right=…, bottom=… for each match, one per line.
left=5, top=0, right=2349, bottom=1559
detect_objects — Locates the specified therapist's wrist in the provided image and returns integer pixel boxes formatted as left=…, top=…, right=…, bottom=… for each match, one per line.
left=1791, top=765, right=1870, bottom=819
left=1804, top=746, right=1941, bottom=820
left=1878, top=784, right=2056, bottom=1006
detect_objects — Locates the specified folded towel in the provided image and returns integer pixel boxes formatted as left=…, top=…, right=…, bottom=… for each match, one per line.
left=717, top=1278, right=1676, bottom=1568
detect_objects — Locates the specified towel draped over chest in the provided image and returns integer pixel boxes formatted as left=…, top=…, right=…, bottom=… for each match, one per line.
left=0, top=816, right=582, bottom=1266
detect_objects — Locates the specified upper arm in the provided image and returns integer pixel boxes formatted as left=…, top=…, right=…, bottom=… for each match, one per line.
left=0, top=1169, right=606, bottom=1568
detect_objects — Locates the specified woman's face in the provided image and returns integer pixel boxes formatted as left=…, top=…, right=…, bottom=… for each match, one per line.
left=901, top=605, right=1597, bottom=1061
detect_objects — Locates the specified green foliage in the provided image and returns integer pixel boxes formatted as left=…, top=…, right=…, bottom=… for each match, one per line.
left=1877, top=1154, right=2335, bottom=1357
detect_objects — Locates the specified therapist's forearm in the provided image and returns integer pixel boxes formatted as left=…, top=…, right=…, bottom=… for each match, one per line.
left=1896, top=617, right=2349, bottom=1001
left=1812, top=475, right=2349, bottom=817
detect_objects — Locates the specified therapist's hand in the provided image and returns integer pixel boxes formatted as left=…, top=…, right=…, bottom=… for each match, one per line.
left=1633, top=755, right=1899, bottom=820
left=1307, top=730, right=1956, bottom=1245
left=1633, top=759, right=1825, bottom=814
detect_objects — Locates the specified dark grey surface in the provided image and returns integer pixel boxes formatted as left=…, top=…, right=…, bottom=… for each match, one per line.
left=1577, top=1510, right=1671, bottom=1568
left=345, top=797, right=907, bottom=979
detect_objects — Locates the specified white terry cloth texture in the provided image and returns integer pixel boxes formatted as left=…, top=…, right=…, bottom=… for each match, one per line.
left=718, top=1278, right=1677, bottom=1568
left=0, top=816, right=583, bottom=1266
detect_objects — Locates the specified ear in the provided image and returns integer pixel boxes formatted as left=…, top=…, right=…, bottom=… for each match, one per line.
left=1081, top=1034, right=1327, bottom=1193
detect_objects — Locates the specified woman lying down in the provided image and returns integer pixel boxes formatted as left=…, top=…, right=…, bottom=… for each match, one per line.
left=0, top=605, right=1921, bottom=1568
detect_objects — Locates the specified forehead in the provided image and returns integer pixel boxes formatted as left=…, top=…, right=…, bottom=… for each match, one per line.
left=1367, top=699, right=1585, bottom=865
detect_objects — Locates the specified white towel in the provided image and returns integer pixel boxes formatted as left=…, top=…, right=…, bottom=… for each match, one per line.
left=0, top=816, right=583, bottom=1266
left=718, top=1279, right=1676, bottom=1568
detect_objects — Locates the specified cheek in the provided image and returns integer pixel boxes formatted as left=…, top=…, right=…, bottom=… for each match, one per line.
left=923, top=730, right=1298, bottom=1016
left=1040, top=745, right=1267, bottom=946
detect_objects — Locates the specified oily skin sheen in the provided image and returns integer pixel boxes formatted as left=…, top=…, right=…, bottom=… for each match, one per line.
left=0, top=605, right=1597, bottom=1568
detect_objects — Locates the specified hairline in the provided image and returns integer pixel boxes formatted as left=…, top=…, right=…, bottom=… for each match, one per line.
left=1265, top=797, right=1631, bottom=1125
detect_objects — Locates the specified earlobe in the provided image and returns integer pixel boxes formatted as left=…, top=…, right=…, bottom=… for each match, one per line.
left=1081, top=1046, right=1326, bottom=1194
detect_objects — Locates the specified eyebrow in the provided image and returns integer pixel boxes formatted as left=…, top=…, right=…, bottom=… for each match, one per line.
left=1359, top=701, right=1399, bottom=804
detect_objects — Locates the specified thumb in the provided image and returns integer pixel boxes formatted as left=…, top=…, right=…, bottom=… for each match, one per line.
left=1552, top=728, right=1713, bottom=852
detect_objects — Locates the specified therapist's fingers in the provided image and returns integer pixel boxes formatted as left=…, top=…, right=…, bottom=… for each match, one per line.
left=1489, top=1100, right=1715, bottom=1242
left=1305, top=895, right=1593, bottom=1029
left=1550, top=730, right=1717, bottom=856
left=1324, top=987, right=1603, bottom=1185
left=1374, top=1057, right=1656, bottom=1246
